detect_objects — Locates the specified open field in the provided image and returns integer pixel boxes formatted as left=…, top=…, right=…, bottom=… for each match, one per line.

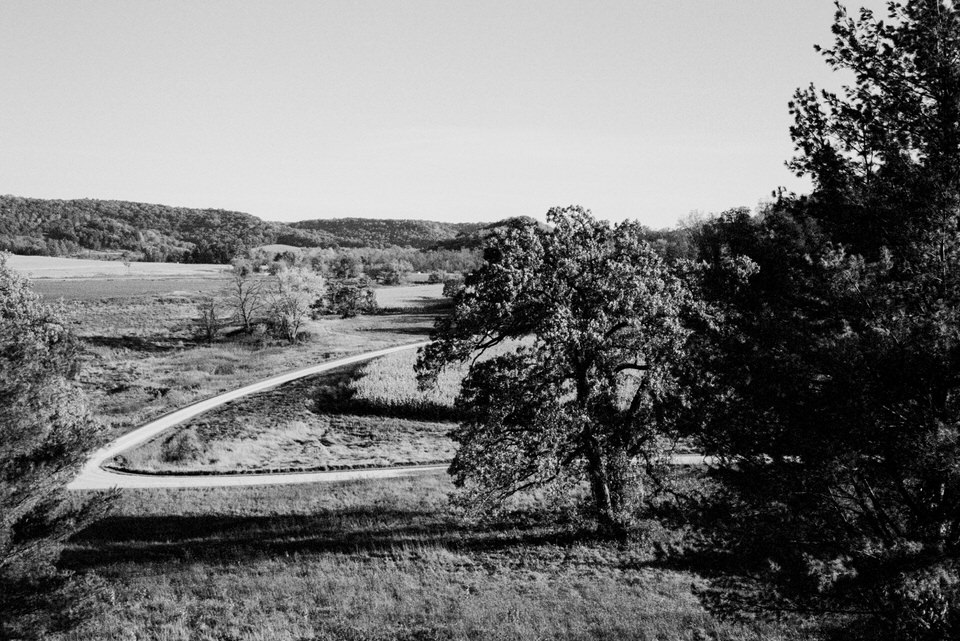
left=110, top=341, right=513, bottom=474
left=41, top=273, right=444, bottom=446
left=80, top=311, right=441, bottom=444
left=7, top=254, right=229, bottom=278
left=59, top=474, right=811, bottom=641
left=375, top=283, right=445, bottom=309
left=33, top=276, right=233, bottom=301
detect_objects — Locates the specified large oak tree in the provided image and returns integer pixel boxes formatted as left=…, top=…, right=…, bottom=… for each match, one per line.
left=417, top=207, right=698, bottom=536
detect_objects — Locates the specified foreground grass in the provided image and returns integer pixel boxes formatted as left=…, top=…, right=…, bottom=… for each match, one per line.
left=61, top=475, right=810, bottom=641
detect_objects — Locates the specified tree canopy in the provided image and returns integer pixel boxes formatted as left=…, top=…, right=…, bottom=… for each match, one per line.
left=417, top=207, right=699, bottom=536
left=689, top=2, right=960, bottom=635
left=0, top=254, right=110, bottom=638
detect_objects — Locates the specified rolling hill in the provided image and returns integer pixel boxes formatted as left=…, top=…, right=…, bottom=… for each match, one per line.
left=0, top=195, right=492, bottom=261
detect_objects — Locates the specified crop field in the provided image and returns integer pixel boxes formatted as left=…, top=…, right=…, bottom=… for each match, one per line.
left=7, top=254, right=229, bottom=278
left=33, top=276, right=233, bottom=301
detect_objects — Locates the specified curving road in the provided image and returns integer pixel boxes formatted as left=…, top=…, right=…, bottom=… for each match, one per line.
left=68, top=342, right=439, bottom=490
left=67, top=340, right=710, bottom=491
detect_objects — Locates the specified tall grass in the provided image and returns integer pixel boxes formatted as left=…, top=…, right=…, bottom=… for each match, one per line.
left=347, top=340, right=525, bottom=419
left=348, top=349, right=463, bottom=417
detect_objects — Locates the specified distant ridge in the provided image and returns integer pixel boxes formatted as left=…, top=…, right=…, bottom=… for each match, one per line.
left=0, top=195, right=493, bottom=261
left=289, top=217, right=485, bottom=249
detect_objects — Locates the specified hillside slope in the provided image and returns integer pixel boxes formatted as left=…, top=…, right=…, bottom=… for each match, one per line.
left=0, top=196, right=491, bottom=260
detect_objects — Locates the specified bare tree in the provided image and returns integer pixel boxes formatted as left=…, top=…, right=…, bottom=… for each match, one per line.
left=226, top=259, right=264, bottom=333
left=194, top=296, right=225, bottom=342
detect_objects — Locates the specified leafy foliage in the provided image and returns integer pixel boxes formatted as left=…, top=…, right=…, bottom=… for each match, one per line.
left=0, top=253, right=111, bottom=638
left=266, top=266, right=325, bottom=342
left=290, top=217, right=484, bottom=249
left=690, top=3, right=960, bottom=635
left=325, top=278, right=378, bottom=318
left=417, top=207, right=699, bottom=536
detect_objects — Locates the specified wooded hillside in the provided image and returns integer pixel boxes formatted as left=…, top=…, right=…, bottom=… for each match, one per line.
left=0, top=196, right=492, bottom=260
left=288, top=218, right=484, bottom=249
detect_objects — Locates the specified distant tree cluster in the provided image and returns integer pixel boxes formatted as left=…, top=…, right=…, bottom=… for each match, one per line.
left=0, top=196, right=500, bottom=266
left=288, top=217, right=483, bottom=249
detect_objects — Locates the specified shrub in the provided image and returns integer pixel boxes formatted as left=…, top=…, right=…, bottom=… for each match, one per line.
left=161, top=429, right=205, bottom=463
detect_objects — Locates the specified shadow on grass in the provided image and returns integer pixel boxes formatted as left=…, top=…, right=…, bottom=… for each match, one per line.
left=62, top=507, right=583, bottom=570
left=84, top=335, right=192, bottom=353
left=377, top=301, right=452, bottom=316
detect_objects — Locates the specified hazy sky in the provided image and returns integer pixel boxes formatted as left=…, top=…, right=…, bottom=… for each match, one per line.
left=1, top=1, right=891, bottom=227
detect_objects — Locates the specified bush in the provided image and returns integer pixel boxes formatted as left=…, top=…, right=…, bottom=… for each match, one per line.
left=161, top=430, right=205, bottom=463
left=876, top=566, right=960, bottom=641
left=326, top=278, right=378, bottom=318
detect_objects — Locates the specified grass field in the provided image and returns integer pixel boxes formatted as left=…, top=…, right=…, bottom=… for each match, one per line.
left=7, top=254, right=229, bottom=278
left=45, top=272, right=444, bottom=446
left=59, top=474, right=812, bottom=641
left=375, top=283, right=445, bottom=309
left=80, top=311, right=441, bottom=444
left=33, top=276, right=233, bottom=301
left=110, top=342, right=505, bottom=474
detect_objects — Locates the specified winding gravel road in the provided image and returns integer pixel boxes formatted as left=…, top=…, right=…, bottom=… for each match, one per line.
left=68, top=342, right=437, bottom=490
left=67, top=340, right=709, bottom=491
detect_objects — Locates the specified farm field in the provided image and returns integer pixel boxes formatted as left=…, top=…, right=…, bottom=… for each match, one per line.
left=32, top=276, right=233, bottom=301
left=7, top=254, right=229, bottom=278
left=375, top=283, right=445, bottom=309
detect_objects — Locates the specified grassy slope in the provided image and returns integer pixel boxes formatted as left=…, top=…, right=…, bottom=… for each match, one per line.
left=61, top=475, right=809, bottom=641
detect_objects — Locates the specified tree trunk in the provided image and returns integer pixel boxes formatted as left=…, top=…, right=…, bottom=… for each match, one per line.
left=584, top=435, right=627, bottom=540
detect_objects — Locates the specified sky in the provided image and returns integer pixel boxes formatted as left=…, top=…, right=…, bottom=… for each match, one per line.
left=1, top=1, right=892, bottom=228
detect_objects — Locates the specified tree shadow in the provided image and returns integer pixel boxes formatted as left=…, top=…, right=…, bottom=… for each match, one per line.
left=84, top=335, right=190, bottom=353
left=61, top=507, right=584, bottom=570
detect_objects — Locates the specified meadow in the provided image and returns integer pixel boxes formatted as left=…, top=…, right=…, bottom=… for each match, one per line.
left=112, top=363, right=457, bottom=474
left=8, top=257, right=815, bottom=639
left=8, top=254, right=229, bottom=279
left=60, top=473, right=812, bottom=641
left=47, top=282, right=441, bottom=444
